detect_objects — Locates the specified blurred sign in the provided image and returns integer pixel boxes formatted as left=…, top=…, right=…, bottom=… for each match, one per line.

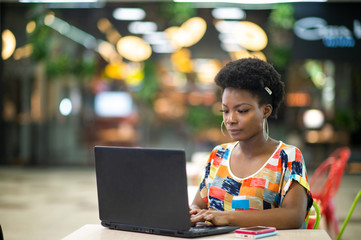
left=95, top=92, right=133, bottom=117
left=293, top=3, right=361, bottom=60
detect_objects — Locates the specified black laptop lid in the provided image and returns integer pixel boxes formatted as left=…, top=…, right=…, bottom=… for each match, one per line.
left=94, top=146, right=192, bottom=232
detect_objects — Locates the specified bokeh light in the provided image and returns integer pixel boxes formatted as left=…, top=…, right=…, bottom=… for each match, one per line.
left=2, top=29, right=16, bottom=60
left=303, top=109, right=325, bottom=129
left=116, top=36, right=152, bottom=62
left=59, top=98, right=72, bottom=116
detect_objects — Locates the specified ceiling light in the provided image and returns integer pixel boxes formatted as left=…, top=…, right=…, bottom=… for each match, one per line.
left=152, top=43, right=176, bottom=54
left=233, top=21, right=268, bottom=51
left=2, top=29, right=16, bottom=60
left=220, top=42, right=242, bottom=52
left=113, top=8, right=146, bottom=21
left=143, top=32, right=171, bottom=47
left=128, top=21, right=157, bottom=34
left=45, top=15, right=97, bottom=49
left=215, top=21, right=239, bottom=33
left=174, top=0, right=326, bottom=3
left=212, top=8, right=246, bottom=20
left=116, top=36, right=152, bottom=62
left=166, top=17, right=207, bottom=48
left=20, top=0, right=98, bottom=2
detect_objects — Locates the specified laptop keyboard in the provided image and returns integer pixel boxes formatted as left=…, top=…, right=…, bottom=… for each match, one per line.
left=190, top=227, right=213, bottom=232
left=188, top=225, right=238, bottom=236
left=190, top=225, right=217, bottom=232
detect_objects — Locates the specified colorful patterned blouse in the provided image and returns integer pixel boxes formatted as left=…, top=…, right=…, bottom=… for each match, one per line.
left=199, top=141, right=312, bottom=213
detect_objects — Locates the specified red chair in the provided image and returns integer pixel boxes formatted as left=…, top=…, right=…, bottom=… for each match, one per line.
left=308, top=147, right=351, bottom=238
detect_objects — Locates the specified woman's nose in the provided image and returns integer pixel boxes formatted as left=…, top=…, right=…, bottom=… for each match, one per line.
left=226, top=112, right=237, bottom=123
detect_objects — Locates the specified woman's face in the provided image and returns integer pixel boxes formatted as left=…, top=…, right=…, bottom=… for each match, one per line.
left=221, top=87, right=269, bottom=141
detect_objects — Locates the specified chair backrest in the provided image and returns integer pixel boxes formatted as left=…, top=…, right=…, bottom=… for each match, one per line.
left=309, top=147, right=351, bottom=211
left=306, top=200, right=321, bottom=229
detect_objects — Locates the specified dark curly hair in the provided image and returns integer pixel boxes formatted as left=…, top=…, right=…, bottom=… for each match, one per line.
left=215, top=58, right=285, bottom=118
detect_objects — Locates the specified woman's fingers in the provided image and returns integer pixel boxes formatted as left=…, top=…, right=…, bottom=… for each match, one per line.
left=190, top=213, right=203, bottom=222
left=204, top=213, right=214, bottom=221
left=190, top=210, right=214, bottom=223
left=189, top=209, right=200, bottom=215
left=190, top=209, right=230, bottom=226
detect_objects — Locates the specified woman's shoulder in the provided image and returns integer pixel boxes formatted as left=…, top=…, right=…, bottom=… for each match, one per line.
left=276, top=141, right=304, bottom=161
left=212, top=141, right=238, bottom=152
left=278, top=141, right=300, bottom=150
left=207, top=142, right=238, bottom=161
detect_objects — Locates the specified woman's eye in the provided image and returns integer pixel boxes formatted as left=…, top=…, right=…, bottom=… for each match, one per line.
left=238, top=109, right=249, bottom=113
left=220, top=110, right=228, bottom=113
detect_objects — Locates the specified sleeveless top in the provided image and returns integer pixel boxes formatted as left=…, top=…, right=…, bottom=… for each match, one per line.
left=199, top=141, right=312, bottom=212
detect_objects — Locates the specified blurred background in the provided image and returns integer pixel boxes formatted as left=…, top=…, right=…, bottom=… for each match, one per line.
left=1, top=0, right=361, bottom=167
left=0, top=0, right=361, bottom=239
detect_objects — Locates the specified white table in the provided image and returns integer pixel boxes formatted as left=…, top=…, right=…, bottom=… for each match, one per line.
left=62, top=224, right=332, bottom=240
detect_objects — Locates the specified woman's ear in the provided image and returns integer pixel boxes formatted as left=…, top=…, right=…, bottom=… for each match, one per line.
left=263, top=104, right=273, bottom=118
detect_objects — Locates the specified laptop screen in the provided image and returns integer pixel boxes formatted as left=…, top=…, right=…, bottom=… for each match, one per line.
left=94, top=146, right=192, bottom=232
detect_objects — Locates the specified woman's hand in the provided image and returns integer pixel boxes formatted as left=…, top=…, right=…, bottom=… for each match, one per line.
left=190, top=209, right=231, bottom=226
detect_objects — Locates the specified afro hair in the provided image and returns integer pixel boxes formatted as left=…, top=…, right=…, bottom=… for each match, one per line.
left=215, top=58, right=285, bottom=118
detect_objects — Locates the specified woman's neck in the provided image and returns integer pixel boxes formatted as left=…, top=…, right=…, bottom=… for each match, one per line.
left=236, top=136, right=276, bottom=158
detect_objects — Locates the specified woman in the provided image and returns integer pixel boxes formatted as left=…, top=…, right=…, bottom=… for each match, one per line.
left=190, top=58, right=312, bottom=229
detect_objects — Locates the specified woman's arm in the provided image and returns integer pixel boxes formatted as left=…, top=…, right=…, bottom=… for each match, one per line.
left=189, top=189, right=207, bottom=212
left=190, top=181, right=308, bottom=229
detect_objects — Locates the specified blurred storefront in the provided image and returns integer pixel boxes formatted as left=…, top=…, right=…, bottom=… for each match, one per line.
left=0, top=1, right=360, bottom=168
left=286, top=3, right=361, bottom=168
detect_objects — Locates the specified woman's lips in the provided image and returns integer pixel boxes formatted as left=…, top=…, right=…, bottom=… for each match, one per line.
left=227, top=129, right=242, bottom=135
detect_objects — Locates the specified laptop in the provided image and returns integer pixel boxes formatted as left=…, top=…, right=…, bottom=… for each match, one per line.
left=94, top=146, right=238, bottom=238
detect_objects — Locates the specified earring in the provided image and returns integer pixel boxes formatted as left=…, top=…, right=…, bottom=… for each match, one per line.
left=263, top=118, right=269, bottom=141
left=221, top=120, right=226, bottom=136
